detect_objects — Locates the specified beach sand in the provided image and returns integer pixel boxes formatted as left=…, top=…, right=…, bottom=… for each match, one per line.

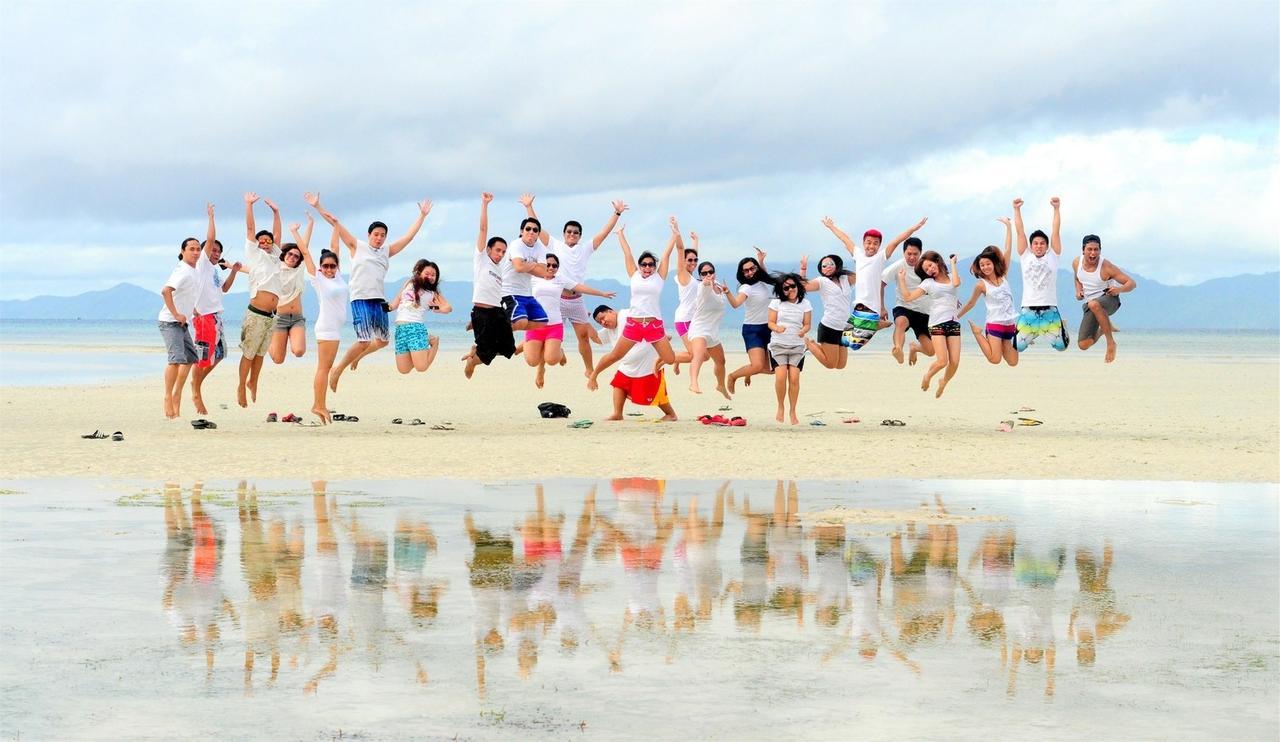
left=1, top=347, right=1275, bottom=482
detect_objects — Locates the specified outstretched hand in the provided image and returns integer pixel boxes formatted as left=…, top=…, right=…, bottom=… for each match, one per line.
left=517, top=192, right=535, bottom=208
left=305, top=212, right=314, bottom=225
left=481, top=192, right=494, bottom=204
left=244, top=192, right=259, bottom=205
left=263, top=198, right=279, bottom=211
left=419, top=199, right=433, bottom=216
left=820, top=216, right=835, bottom=229
left=1049, top=196, right=1061, bottom=209
left=304, top=192, right=320, bottom=208
left=669, top=216, right=680, bottom=234
left=289, top=222, right=301, bottom=233
left=1012, top=198, right=1024, bottom=210
left=996, top=216, right=1012, bottom=226
left=615, top=224, right=626, bottom=236
left=689, top=230, right=699, bottom=241
left=754, top=246, right=767, bottom=263
left=206, top=202, right=215, bottom=218
left=611, top=199, right=629, bottom=214
left=914, top=216, right=928, bottom=230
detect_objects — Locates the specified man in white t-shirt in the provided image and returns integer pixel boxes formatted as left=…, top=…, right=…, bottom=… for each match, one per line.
left=881, top=237, right=935, bottom=364
left=520, top=193, right=628, bottom=375
left=1013, top=197, right=1069, bottom=352
left=501, top=195, right=552, bottom=331
left=158, top=204, right=216, bottom=420
left=592, top=306, right=677, bottom=422
left=465, top=192, right=516, bottom=379
left=307, top=192, right=433, bottom=391
left=821, top=215, right=927, bottom=350
left=189, top=236, right=241, bottom=415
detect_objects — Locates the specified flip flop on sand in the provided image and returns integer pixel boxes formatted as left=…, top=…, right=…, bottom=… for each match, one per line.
left=809, top=419, right=827, bottom=427
left=880, top=419, right=906, bottom=427
left=729, top=417, right=747, bottom=427
left=81, top=430, right=108, bottom=439
left=718, top=405, right=733, bottom=411
left=408, top=418, right=425, bottom=426
left=430, top=423, right=456, bottom=431
left=567, top=419, right=593, bottom=429
left=332, top=413, right=347, bottom=421
left=842, top=417, right=860, bottom=424
left=997, top=420, right=1015, bottom=432
left=281, top=413, right=300, bottom=423
left=391, top=418, right=403, bottom=425
left=111, top=431, right=124, bottom=442
left=266, top=412, right=278, bottom=423
left=190, top=419, right=217, bottom=430
left=1017, top=417, right=1043, bottom=426
left=626, top=412, right=644, bottom=417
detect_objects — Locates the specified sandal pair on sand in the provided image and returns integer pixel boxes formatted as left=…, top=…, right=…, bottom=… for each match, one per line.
left=699, top=415, right=746, bottom=427
left=880, top=419, right=906, bottom=427
left=997, top=417, right=1043, bottom=432
left=81, top=430, right=123, bottom=441
left=191, top=419, right=217, bottom=430
left=392, top=418, right=455, bottom=430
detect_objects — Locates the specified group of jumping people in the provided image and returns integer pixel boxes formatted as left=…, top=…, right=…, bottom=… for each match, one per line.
left=157, top=193, right=1136, bottom=424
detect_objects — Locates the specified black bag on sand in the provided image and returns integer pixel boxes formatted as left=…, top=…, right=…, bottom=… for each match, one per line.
left=537, top=402, right=571, bottom=419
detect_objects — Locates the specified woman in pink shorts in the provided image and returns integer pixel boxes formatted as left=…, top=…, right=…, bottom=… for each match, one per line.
left=527, top=253, right=616, bottom=388
left=957, top=218, right=1019, bottom=367
left=587, top=219, right=679, bottom=391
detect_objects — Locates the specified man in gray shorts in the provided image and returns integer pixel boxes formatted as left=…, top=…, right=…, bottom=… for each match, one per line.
left=1072, top=234, right=1136, bottom=363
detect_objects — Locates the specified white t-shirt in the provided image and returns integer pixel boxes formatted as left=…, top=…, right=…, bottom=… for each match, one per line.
left=690, top=281, right=727, bottom=329
left=674, top=274, right=699, bottom=323
left=532, top=275, right=570, bottom=326
left=768, top=298, right=813, bottom=348
left=312, top=272, right=349, bottom=341
left=853, top=249, right=887, bottom=312
left=629, top=271, right=664, bottom=318
left=472, top=249, right=507, bottom=306
left=348, top=239, right=390, bottom=301
left=243, top=238, right=281, bottom=299
left=276, top=264, right=306, bottom=305
left=158, top=262, right=199, bottom=323
left=918, top=278, right=959, bottom=326
left=552, top=236, right=593, bottom=287
left=815, top=275, right=852, bottom=331
left=883, top=258, right=930, bottom=313
left=600, top=310, right=659, bottom=378
left=739, top=282, right=773, bottom=324
left=1019, top=249, right=1060, bottom=307
left=501, top=238, right=546, bottom=296
left=193, top=254, right=224, bottom=315
left=395, top=284, right=435, bottom=324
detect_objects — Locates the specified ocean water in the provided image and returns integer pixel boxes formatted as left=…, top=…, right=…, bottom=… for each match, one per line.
left=0, top=318, right=1277, bottom=386
left=0, top=478, right=1276, bottom=740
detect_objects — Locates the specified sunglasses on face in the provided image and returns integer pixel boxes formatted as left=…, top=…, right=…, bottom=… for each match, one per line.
left=783, top=283, right=798, bottom=290
left=685, top=256, right=697, bottom=261
left=743, top=265, right=757, bottom=272
left=320, top=263, right=338, bottom=269
left=700, top=269, right=715, bottom=276
left=547, top=263, right=560, bottom=269
left=523, top=225, right=540, bottom=233
left=565, top=230, right=581, bottom=236
left=639, top=261, right=657, bottom=268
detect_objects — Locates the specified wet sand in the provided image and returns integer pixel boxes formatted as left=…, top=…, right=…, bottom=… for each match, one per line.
left=0, top=349, right=1275, bottom=482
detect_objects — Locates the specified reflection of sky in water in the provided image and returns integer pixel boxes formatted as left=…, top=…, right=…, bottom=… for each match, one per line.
left=1, top=479, right=1276, bottom=739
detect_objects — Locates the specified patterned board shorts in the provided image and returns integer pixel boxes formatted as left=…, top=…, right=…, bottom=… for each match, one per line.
left=840, top=307, right=881, bottom=350
left=1016, top=306, right=1069, bottom=352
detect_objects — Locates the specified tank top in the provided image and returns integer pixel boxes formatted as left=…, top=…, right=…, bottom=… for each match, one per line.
left=629, top=271, right=664, bottom=319
left=981, top=278, right=1017, bottom=324
left=674, top=275, right=698, bottom=323
left=1076, top=258, right=1109, bottom=301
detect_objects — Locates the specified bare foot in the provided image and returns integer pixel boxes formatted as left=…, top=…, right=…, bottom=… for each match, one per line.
left=689, top=384, right=702, bottom=394
left=790, top=413, right=799, bottom=425
left=908, top=346, right=919, bottom=366
left=728, top=376, right=737, bottom=394
left=672, top=362, right=680, bottom=375
left=776, top=408, right=784, bottom=423
left=311, top=406, right=330, bottom=424
left=604, top=413, right=623, bottom=421
left=193, top=394, right=207, bottom=415
left=349, top=356, right=360, bottom=371
left=744, top=375, right=752, bottom=387
left=891, top=346, right=904, bottom=364
left=559, top=357, right=566, bottom=366
left=328, top=370, right=341, bottom=393
left=237, top=385, right=248, bottom=408
left=920, top=376, right=931, bottom=392
left=1105, top=342, right=1117, bottom=363
left=660, top=413, right=678, bottom=422
left=247, top=381, right=258, bottom=403
left=535, top=367, right=545, bottom=389
left=716, top=384, right=731, bottom=401
left=464, top=358, right=477, bottom=379
left=935, top=379, right=949, bottom=398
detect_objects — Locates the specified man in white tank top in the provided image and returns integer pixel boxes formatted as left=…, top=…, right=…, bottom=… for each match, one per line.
left=1072, top=234, right=1136, bottom=363
left=1013, top=197, right=1070, bottom=353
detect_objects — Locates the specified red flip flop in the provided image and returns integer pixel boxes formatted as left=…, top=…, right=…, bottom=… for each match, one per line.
left=729, top=416, right=747, bottom=427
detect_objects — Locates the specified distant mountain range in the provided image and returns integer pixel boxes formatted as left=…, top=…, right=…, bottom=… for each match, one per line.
left=2, top=270, right=1277, bottom=330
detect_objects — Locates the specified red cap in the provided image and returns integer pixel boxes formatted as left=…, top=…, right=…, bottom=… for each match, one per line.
left=863, top=229, right=883, bottom=241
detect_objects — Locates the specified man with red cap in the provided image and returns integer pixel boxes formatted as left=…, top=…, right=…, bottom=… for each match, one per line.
left=819, top=216, right=928, bottom=351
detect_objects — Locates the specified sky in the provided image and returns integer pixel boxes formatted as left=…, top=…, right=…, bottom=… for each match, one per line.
left=1, top=0, right=1277, bottom=300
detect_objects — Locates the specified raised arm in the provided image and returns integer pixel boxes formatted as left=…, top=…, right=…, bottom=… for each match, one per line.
left=291, top=214, right=317, bottom=276
left=203, top=202, right=217, bottom=260
left=616, top=225, right=636, bottom=277
left=948, top=255, right=961, bottom=287
left=518, top=192, right=550, bottom=247
left=821, top=217, right=858, bottom=255
left=305, top=192, right=357, bottom=255
left=264, top=198, right=282, bottom=247
left=657, top=218, right=678, bottom=279
left=896, top=268, right=927, bottom=303
left=244, top=192, right=259, bottom=241
left=884, top=217, right=927, bottom=259
left=674, top=219, right=691, bottom=283
left=798, top=255, right=821, bottom=291
left=997, top=216, right=1013, bottom=266
left=1049, top=197, right=1062, bottom=255
left=1012, top=198, right=1028, bottom=256
left=476, top=192, right=493, bottom=254
left=1103, top=261, right=1137, bottom=295
left=585, top=200, right=625, bottom=250
left=957, top=284, right=985, bottom=318
left=387, top=199, right=432, bottom=257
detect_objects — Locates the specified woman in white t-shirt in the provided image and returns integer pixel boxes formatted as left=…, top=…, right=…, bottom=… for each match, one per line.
left=766, top=273, right=813, bottom=425
left=388, top=259, right=451, bottom=375
left=670, top=260, right=732, bottom=399
left=526, top=253, right=615, bottom=388
left=957, top=218, right=1019, bottom=367
left=271, top=218, right=315, bottom=365
left=798, top=253, right=854, bottom=370
left=304, top=226, right=349, bottom=424
left=897, top=251, right=962, bottom=398
left=586, top=221, right=678, bottom=392
left=725, top=248, right=776, bottom=394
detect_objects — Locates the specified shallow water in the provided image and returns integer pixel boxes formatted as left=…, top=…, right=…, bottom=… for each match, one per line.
left=1, top=478, right=1276, bottom=740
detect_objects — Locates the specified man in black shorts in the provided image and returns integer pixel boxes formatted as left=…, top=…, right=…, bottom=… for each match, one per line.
left=881, top=237, right=934, bottom=364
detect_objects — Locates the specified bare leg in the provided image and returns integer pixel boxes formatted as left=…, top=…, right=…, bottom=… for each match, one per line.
left=171, top=363, right=192, bottom=418
left=350, top=338, right=387, bottom=370
left=658, top=402, right=678, bottom=422
left=524, top=339, right=544, bottom=369
left=269, top=330, right=288, bottom=365
left=687, top=338, right=708, bottom=393
left=935, top=335, right=961, bottom=398
left=1003, top=339, right=1019, bottom=367
left=424, top=335, right=440, bottom=370
left=709, top=345, right=730, bottom=399
left=237, top=356, right=253, bottom=407
left=728, top=348, right=769, bottom=394
left=190, top=362, right=214, bottom=415
left=921, top=335, right=949, bottom=392
left=805, top=338, right=835, bottom=369
left=290, top=325, right=306, bottom=358
left=331, top=341, right=370, bottom=391
left=969, top=322, right=1002, bottom=364
left=247, top=357, right=265, bottom=402
left=410, top=346, right=431, bottom=373
left=774, top=367, right=787, bottom=423
left=653, top=337, right=677, bottom=365
left=787, top=366, right=800, bottom=425
left=1085, top=300, right=1117, bottom=363
left=891, top=316, right=908, bottom=364
left=313, top=341, right=338, bottom=422
left=589, top=336, right=639, bottom=390
left=572, top=321, right=594, bottom=377
left=164, top=363, right=179, bottom=418
left=606, top=387, right=626, bottom=421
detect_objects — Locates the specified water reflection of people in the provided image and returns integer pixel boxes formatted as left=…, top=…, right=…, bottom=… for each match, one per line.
left=164, top=481, right=238, bottom=681
left=726, top=486, right=771, bottom=632
left=237, top=481, right=280, bottom=691
left=556, top=486, right=597, bottom=654
left=673, top=481, right=727, bottom=634
left=595, top=477, right=675, bottom=671
left=305, top=480, right=346, bottom=694
left=890, top=496, right=957, bottom=647
left=1069, top=542, right=1129, bottom=667
left=1005, top=544, right=1065, bottom=697
left=511, top=484, right=563, bottom=679
left=348, top=508, right=390, bottom=670
left=767, top=481, right=808, bottom=627
left=394, top=512, right=444, bottom=685
left=464, top=510, right=514, bottom=699
left=812, top=522, right=849, bottom=629
left=961, top=529, right=1016, bottom=664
